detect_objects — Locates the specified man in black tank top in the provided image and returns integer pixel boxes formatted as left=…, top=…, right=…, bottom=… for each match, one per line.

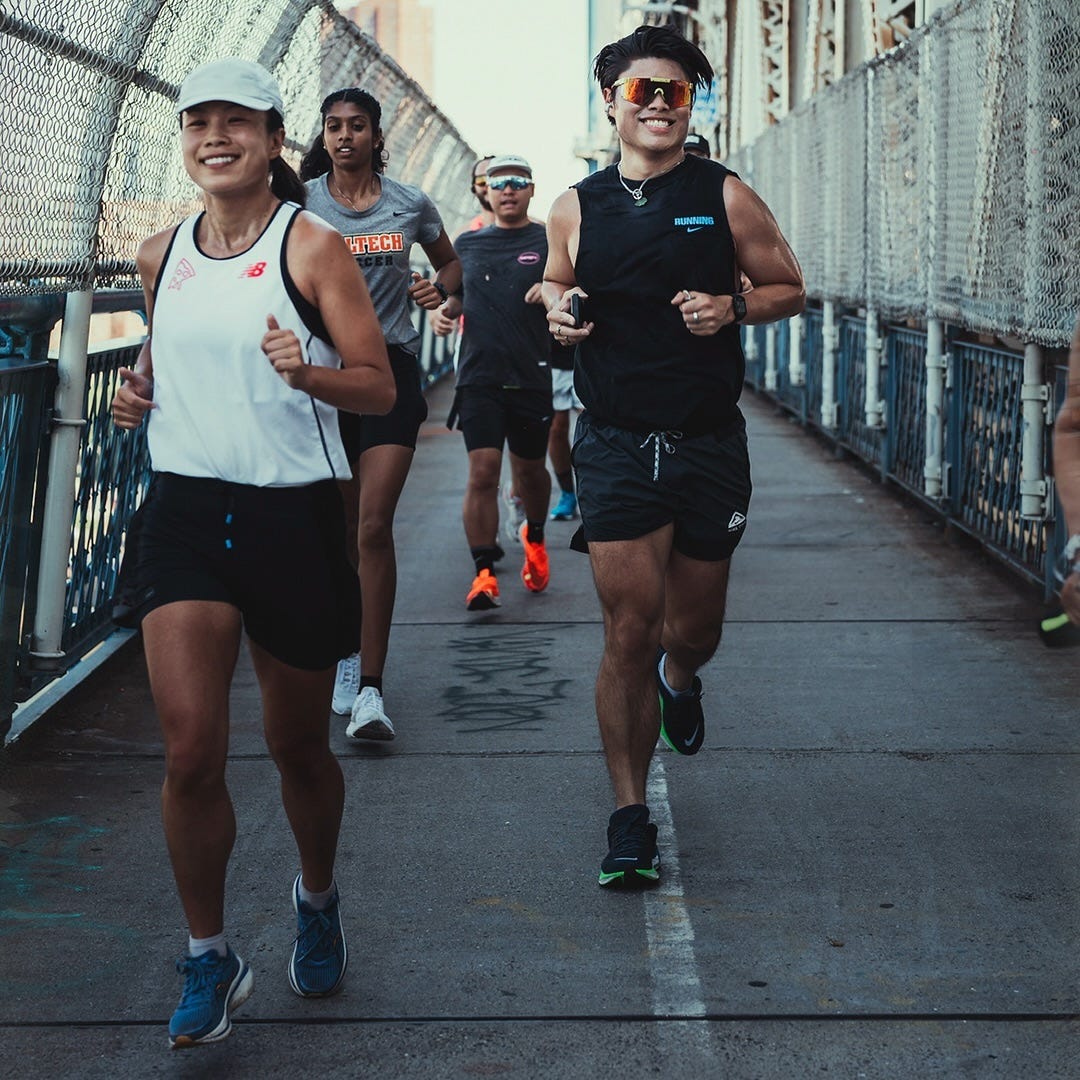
left=541, top=25, right=805, bottom=888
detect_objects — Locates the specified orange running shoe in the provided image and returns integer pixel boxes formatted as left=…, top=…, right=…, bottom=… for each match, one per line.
left=519, top=522, right=550, bottom=592
left=466, top=568, right=500, bottom=610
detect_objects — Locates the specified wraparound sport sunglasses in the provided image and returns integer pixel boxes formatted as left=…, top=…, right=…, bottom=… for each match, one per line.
left=612, top=77, right=694, bottom=109
left=487, top=175, right=532, bottom=191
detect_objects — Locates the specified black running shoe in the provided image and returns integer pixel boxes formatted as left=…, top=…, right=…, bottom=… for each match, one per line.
left=598, top=804, right=661, bottom=887
left=657, top=649, right=705, bottom=755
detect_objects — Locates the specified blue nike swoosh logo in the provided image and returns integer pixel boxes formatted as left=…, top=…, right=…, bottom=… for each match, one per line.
left=683, top=726, right=701, bottom=746
left=686, top=226, right=707, bottom=233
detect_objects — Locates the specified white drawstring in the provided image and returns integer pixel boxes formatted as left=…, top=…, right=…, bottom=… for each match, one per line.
left=639, top=430, right=682, bottom=481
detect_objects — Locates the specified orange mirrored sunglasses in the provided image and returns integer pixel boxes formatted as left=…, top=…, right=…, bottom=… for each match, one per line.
left=612, top=77, right=694, bottom=109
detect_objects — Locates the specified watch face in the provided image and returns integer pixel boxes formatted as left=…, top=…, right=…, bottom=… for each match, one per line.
left=732, top=294, right=746, bottom=321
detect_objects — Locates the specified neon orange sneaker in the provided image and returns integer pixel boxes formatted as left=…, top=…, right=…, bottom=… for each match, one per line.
left=466, top=568, right=500, bottom=610
left=519, top=522, right=550, bottom=592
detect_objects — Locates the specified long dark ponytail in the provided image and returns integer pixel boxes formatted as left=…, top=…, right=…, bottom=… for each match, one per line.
left=266, top=109, right=306, bottom=205
left=299, top=88, right=386, bottom=181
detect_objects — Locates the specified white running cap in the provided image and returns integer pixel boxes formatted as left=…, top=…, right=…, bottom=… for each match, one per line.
left=177, top=58, right=284, bottom=116
left=487, top=154, right=532, bottom=177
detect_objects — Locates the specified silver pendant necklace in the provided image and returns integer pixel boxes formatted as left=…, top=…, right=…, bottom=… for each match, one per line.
left=617, top=166, right=648, bottom=206
left=616, top=154, right=686, bottom=208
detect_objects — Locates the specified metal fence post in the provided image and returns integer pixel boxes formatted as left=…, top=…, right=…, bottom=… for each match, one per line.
left=821, top=301, right=838, bottom=428
left=864, top=307, right=883, bottom=429
left=788, top=312, right=804, bottom=386
left=1020, top=342, right=1049, bottom=521
left=764, top=324, right=778, bottom=391
left=29, top=290, right=93, bottom=670
left=924, top=318, right=947, bottom=499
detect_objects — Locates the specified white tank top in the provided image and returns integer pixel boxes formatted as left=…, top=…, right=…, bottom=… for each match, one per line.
left=147, top=202, right=351, bottom=486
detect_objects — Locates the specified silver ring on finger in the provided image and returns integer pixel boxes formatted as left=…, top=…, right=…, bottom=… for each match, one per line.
left=693, top=311, right=700, bottom=323
left=683, top=290, right=692, bottom=302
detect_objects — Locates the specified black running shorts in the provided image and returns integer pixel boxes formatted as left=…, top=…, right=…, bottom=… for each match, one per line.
left=453, top=384, right=553, bottom=459
left=126, top=472, right=361, bottom=670
left=571, top=411, right=751, bottom=561
left=338, top=345, right=429, bottom=461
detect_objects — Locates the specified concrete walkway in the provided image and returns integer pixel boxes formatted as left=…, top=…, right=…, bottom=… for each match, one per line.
left=1, top=379, right=1077, bottom=1078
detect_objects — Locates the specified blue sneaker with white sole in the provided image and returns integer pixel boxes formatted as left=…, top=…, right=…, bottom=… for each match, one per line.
left=169, top=946, right=253, bottom=1048
left=288, top=875, right=347, bottom=997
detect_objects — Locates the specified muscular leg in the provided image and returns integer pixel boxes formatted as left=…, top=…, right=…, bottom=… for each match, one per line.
left=250, top=642, right=341, bottom=893
left=143, top=600, right=243, bottom=939
left=355, top=444, right=414, bottom=678
left=464, top=446, right=503, bottom=547
left=510, top=449, right=552, bottom=524
left=588, top=525, right=674, bottom=807
left=662, top=550, right=732, bottom=691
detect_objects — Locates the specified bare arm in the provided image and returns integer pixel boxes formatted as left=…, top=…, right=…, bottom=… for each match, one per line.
left=266, top=213, right=394, bottom=415
left=541, top=188, right=592, bottom=347
left=111, top=229, right=172, bottom=429
left=1053, top=318, right=1080, bottom=621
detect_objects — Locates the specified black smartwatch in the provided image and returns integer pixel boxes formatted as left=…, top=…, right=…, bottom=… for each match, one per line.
left=432, top=281, right=449, bottom=303
left=730, top=293, right=747, bottom=324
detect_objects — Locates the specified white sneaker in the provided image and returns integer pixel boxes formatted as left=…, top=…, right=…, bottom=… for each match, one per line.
left=331, top=653, right=360, bottom=715
left=346, top=686, right=395, bottom=741
left=502, top=481, right=525, bottom=546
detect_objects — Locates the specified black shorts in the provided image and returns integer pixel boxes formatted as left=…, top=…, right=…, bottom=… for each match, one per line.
left=120, top=472, right=361, bottom=670
left=338, top=345, right=429, bottom=461
left=450, top=384, right=553, bottom=459
left=571, top=411, right=752, bottom=561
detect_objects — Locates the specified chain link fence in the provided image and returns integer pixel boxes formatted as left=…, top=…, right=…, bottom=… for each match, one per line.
left=0, top=0, right=478, bottom=298
left=728, top=0, right=1080, bottom=347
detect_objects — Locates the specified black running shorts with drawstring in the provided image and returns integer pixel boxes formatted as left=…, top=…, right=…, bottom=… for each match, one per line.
left=571, top=410, right=751, bottom=561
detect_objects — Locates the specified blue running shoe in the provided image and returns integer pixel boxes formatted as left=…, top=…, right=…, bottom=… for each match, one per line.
left=657, top=649, right=705, bottom=756
left=550, top=491, right=578, bottom=521
left=169, top=946, right=253, bottom=1048
left=288, top=875, right=348, bottom=997
left=599, top=804, right=661, bottom=887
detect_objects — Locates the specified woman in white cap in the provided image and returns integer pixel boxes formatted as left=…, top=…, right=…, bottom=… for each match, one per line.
left=300, top=88, right=461, bottom=743
left=110, top=57, right=394, bottom=1047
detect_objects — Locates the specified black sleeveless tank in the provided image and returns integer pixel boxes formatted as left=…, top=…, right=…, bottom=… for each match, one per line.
left=573, top=155, right=744, bottom=435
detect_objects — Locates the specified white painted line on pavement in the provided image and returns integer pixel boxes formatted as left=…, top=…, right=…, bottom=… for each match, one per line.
left=644, top=757, right=708, bottom=1021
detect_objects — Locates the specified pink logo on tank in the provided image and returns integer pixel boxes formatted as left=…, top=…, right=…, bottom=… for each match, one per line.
left=518, top=252, right=541, bottom=265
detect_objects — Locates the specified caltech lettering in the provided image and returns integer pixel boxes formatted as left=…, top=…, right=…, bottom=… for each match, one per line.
left=344, top=232, right=406, bottom=256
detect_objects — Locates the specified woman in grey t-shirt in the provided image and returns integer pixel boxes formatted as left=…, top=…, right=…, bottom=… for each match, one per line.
left=300, top=88, right=461, bottom=742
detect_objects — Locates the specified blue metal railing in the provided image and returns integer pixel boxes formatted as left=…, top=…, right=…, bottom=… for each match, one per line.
left=0, top=357, right=54, bottom=736
left=951, top=341, right=1042, bottom=577
left=745, top=303, right=1061, bottom=590
left=885, top=326, right=928, bottom=494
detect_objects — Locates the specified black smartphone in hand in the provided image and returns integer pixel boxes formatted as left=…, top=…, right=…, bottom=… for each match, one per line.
left=570, top=294, right=589, bottom=328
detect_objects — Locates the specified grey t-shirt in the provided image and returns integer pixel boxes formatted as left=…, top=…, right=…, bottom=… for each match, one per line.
left=305, top=173, right=444, bottom=353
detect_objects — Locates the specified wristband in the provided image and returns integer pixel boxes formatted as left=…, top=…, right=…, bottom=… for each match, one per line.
left=432, top=281, right=449, bottom=303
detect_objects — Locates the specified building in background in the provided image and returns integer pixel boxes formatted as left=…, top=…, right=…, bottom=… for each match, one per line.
left=345, top=0, right=435, bottom=93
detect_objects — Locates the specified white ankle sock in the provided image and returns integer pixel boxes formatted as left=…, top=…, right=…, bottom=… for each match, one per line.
left=188, top=931, right=228, bottom=959
left=298, top=878, right=336, bottom=911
